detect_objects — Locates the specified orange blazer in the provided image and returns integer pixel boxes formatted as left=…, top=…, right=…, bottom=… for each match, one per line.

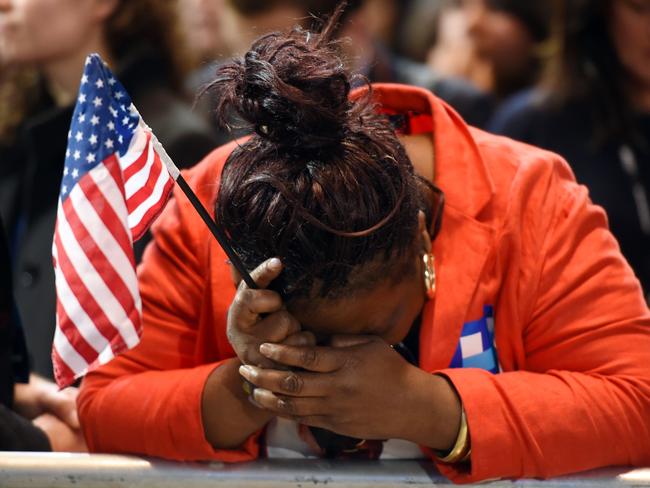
left=78, top=84, right=650, bottom=483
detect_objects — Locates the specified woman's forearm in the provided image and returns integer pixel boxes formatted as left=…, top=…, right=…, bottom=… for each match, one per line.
left=202, top=358, right=274, bottom=449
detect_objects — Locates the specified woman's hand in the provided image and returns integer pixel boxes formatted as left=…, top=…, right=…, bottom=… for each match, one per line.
left=238, top=336, right=462, bottom=450
left=14, top=375, right=86, bottom=452
left=33, top=413, right=87, bottom=452
left=14, top=375, right=80, bottom=429
left=227, top=257, right=312, bottom=367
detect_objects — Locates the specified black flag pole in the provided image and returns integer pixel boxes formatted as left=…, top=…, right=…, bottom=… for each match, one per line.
left=149, top=129, right=258, bottom=290
left=175, top=175, right=258, bottom=289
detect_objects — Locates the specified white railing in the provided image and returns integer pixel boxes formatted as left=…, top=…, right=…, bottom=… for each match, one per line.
left=0, top=453, right=648, bottom=487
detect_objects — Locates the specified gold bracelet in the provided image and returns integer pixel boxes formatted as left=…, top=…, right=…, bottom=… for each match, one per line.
left=437, top=408, right=471, bottom=464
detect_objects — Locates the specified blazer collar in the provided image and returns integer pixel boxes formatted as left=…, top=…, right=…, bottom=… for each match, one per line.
left=351, top=83, right=495, bottom=220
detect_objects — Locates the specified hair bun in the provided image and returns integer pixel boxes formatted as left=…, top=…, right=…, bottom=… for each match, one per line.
left=210, top=21, right=352, bottom=152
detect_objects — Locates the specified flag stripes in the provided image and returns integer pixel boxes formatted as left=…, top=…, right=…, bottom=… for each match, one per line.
left=52, top=54, right=175, bottom=387
left=125, top=123, right=175, bottom=239
left=61, top=199, right=141, bottom=331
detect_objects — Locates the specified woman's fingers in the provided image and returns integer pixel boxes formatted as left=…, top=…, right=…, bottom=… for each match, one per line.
left=229, top=258, right=284, bottom=328
left=234, top=288, right=282, bottom=316
left=258, top=343, right=344, bottom=373
left=252, top=309, right=301, bottom=342
left=248, top=257, right=282, bottom=289
left=239, top=365, right=329, bottom=397
left=228, top=288, right=282, bottom=333
left=251, top=388, right=326, bottom=418
left=42, top=387, right=80, bottom=429
left=281, top=330, right=317, bottom=347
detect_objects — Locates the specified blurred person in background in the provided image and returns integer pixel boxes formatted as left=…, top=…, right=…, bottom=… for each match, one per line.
left=463, top=0, right=552, bottom=100
left=179, top=0, right=230, bottom=68
left=181, top=0, right=236, bottom=148
left=355, top=0, right=403, bottom=52
left=489, top=0, right=650, bottom=302
left=405, top=0, right=492, bottom=93
left=393, top=0, right=444, bottom=64
left=1, top=214, right=85, bottom=452
left=218, top=0, right=307, bottom=58
left=0, top=0, right=218, bottom=379
left=219, top=0, right=404, bottom=58
left=202, top=0, right=493, bottom=129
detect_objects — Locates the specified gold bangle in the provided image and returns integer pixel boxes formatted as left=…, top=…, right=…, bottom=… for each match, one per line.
left=437, top=408, right=471, bottom=464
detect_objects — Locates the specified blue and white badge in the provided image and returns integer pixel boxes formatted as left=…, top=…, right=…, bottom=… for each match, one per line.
left=449, top=305, right=499, bottom=374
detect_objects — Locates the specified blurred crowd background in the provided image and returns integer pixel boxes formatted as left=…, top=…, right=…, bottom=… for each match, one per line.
left=0, top=0, right=649, bottom=452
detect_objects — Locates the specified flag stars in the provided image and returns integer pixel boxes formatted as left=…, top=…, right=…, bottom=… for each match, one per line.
left=81, top=75, right=88, bottom=85
left=71, top=168, right=79, bottom=179
left=73, top=150, right=81, bottom=160
left=108, top=77, right=116, bottom=86
left=89, top=134, right=98, bottom=145
left=121, top=116, right=130, bottom=126
left=75, top=131, right=83, bottom=142
left=105, top=138, right=114, bottom=149
left=63, top=167, right=69, bottom=176
left=90, top=115, right=100, bottom=126
left=77, top=113, right=85, bottom=124
left=118, top=135, right=124, bottom=144
left=95, top=79, right=104, bottom=89
left=109, top=107, right=118, bottom=118
left=79, top=93, right=86, bottom=104
left=65, top=150, right=70, bottom=159
left=86, top=153, right=96, bottom=164
left=107, top=121, right=115, bottom=131
left=115, top=91, right=124, bottom=99
left=62, top=185, right=68, bottom=195
left=93, top=96, right=103, bottom=108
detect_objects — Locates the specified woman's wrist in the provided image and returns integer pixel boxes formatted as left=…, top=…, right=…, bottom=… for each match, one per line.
left=400, top=367, right=463, bottom=451
left=202, top=357, right=275, bottom=449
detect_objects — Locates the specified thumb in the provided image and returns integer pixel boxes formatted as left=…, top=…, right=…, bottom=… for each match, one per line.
left=247, top=257, right=283, bottom=289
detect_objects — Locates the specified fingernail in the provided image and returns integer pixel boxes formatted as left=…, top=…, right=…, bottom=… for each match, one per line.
left=248, top=394, right=263, bottom=409
left=239, top=365, right=256, bottom=378
left=259, top=343, right=274, bottom=356
left=268, top=258, right=281, bottom=271
left=253, top=387, right=270, bottom=402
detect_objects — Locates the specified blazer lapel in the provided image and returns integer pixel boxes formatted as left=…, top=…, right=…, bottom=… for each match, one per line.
left=419, top=200, right=495, bottom=372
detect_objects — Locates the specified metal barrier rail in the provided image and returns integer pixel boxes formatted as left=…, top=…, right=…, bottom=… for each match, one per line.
left=0, top=453, right=648, bottom=487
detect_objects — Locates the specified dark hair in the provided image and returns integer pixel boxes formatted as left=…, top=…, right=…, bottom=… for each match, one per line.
left=543, top=0, right=640, bottom=147
left=487, top=0, right=551, bottom=42
left=207, top=4, right=428, bottom=302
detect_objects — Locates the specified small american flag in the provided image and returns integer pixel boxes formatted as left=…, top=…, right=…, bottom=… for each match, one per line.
left=52, top=54, right=179, bottom=388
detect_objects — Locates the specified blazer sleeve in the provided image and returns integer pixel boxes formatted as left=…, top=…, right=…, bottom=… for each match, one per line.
left=437, top=157, right=650, bottom=482
left=77, top=164, right=260, bottom=462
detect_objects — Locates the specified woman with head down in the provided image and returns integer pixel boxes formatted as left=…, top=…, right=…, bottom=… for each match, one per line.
left=77, top=4, right=650, bottom=482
